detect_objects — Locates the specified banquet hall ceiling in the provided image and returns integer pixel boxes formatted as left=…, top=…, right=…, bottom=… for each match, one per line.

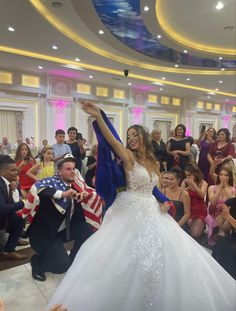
left=0, top=0, right=235, bottom=103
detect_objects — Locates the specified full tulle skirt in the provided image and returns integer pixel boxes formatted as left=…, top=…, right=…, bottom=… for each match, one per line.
left=48, top=191, right=235, bottom=311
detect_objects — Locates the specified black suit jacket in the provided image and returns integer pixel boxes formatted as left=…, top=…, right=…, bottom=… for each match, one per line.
left=0, top=177, right=24, bottom=230
left=28, top=187, right=86, bottom=253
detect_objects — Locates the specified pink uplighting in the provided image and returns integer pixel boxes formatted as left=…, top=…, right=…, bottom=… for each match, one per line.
left=223, top=115, right=231, bottom=128
left=132, top=107, right=144, bottom=124
left=185, top=128, right=190, bottom=136
left=185, top=114, right=191, bottom=136
left=51, top=99, right=69, bottom=129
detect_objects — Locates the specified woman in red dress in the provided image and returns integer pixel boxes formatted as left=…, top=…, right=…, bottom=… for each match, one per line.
left=207, top=128, right=235, bottom=185
left=181, top=163, right=208, bottom=238
left=15, top=143, right=35, bottom=198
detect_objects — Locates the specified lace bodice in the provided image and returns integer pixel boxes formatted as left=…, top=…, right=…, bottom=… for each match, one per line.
left=125, top=161, right=159, bottom=195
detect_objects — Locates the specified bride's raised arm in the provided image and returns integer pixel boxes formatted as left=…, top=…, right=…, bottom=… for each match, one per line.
left=81, top=101, right=133, bottom=168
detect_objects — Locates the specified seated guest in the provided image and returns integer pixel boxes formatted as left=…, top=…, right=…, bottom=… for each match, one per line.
left=163, top=167, right=190, bottom=230
left=209, top=158, right=236, bottom=186
left=0, top=137, right=11, bottom=155
left=212, top=198, right=236, bottom=280
left=207, top=166, right=235, bottom=245
left=28, top=155, right=95, bottom=281
left=15, top=143, right=35, bottom=198
left=0, top=156, right=27, bottom=260
left=85, top=144, right=97, bottom=188
left=181, top=163, right=208, bottom=239
left=160, top=171, right=170, bottom=191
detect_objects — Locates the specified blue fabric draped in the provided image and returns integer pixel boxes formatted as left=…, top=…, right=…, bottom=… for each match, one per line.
left=93, top=110, right=169, bottom=208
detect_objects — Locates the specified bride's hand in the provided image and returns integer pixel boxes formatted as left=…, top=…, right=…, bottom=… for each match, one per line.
left=81, top=101, right=101, bottom=117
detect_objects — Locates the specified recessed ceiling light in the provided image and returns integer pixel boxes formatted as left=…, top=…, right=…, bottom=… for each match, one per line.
left=216, top=2, right=224, bottom=10
left=208, top=92, right=215, bottom=95
left=184, top=50, right=188, bottom=53
left=157, top=34, right=162, bottom=39
left=128, top=82, right=132, bottom=86
left=38, top=66, right=43, bottom=69
left=223, top=25, right=234, bottom=31
left=219, top=56, right=223, bottom=60
left=144, top=6, right=149, bottom=11
left=160, top=88, right=163, bottom=91
left=207, top=96, right=211, bottom=99
left=52, top=45, right=58, bottom=50
left=186, top=78, right=190, bottom=81
left=221, top=68, right=225, bottom=71
left=8, top=26, right=15, bottom=32
left=219, top=80, right=223, bottom=83
left=226, top=99, right=229, bottom=102
left=51, top=1, right=62, bottom=8
left=89, top=75, right=93, bottom=79
left=98, top=30, right=104, bottom=35
left=215, top=88, right=219, bottom=91
left=75, top=58, right=80, bottom=62
left=152, top=82, right=164, bottom=86
left=161, top=77, right=166, bottom=80
left=174, top=64, right=179, bottom=68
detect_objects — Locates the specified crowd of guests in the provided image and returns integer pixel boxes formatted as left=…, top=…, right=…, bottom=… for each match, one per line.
left=0, top=123, right=235, bottom=285
left=151, top=124, right=236, bottom=280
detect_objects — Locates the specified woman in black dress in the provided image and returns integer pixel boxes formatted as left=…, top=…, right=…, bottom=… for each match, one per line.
left=65, top=127, right=86, bottom=172
left=150, top=128, right=168, bottom=172
left=212, top=198, right=236, bottom=279
left=166, top=124, right=190, bottom=171
left=163, top=167, right=190, bottom=231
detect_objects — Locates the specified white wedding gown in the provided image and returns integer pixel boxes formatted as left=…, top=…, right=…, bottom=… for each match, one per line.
left=48, top=162, right=235, bottom=311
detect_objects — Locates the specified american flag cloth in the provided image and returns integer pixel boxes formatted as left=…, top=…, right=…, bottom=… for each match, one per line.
left=18, top=170, right=102, bottom=230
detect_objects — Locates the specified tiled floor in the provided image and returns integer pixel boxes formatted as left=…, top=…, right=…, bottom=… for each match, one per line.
left=0, top=263, right=64, bottom=311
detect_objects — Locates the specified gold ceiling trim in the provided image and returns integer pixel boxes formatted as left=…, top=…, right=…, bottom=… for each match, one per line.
left=155, top=0, right=236, bottom=56
left=0, top=45, right=235, bottom=98
left=29, top=0, right=235, bottom=75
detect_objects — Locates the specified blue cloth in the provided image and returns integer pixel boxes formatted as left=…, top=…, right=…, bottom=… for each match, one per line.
left=93, top=110, right=169, bottom=208
left=93, top=111, right=126, bottom=208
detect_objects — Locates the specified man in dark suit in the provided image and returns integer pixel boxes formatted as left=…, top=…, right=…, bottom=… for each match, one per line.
left=28, top=156, right=94, bottom=281
left=0, top=155, right=27, bottom=260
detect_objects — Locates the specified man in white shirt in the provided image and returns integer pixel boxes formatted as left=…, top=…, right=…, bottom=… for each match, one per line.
left=0, top=156, right=27, bottom=260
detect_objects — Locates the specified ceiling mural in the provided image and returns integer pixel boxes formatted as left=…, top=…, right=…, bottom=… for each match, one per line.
left=92, top=0, right=236, bottom=68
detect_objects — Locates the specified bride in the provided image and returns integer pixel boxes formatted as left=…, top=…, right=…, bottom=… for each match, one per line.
left=48, top=101, right=235, bottom=311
